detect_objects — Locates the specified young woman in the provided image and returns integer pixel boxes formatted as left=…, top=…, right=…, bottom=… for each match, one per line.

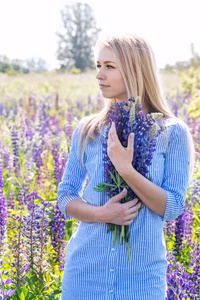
left=57, top=34, right=194, bottom=299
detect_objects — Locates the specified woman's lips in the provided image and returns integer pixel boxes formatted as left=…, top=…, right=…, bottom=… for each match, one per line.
left=99, top=84, right=110, bottom=89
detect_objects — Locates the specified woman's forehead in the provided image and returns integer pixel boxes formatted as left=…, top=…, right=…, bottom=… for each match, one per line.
left=96, top=46, right=115, bottom=63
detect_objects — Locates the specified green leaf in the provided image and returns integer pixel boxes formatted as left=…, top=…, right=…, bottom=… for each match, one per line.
left=93, top=186, right=107, bottom=192
left=109, top=171, right=117, bottom=185
left=110, top=187, right=117, bottom=191
left=20, top=292, right=25, bottom=300
left=115, top=171, right=123, bottom=186
left=94, top=182, right=117, bottom=192
left=26, top=275, right=35, bottom=290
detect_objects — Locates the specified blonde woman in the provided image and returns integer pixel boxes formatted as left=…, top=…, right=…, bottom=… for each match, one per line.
left=58, top=34, right=193, bottom=299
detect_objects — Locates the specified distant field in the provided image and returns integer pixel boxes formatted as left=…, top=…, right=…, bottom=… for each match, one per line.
left=0, top=70, right=180, bottom=102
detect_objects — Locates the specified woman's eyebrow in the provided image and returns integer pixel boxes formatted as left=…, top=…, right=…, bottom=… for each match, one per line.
left=97, top=60, right=116, bottom=64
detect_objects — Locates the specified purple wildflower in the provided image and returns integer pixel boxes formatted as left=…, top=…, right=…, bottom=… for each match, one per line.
left=95, top=97, right=162, bottom=261
left=64, top=108, right=73, bottom=143
left=11, top=129, right=20, bottom=175
left=22, top=193, right=51, bottom=274
left=173, top=212, right=185, bottom=258
left=102, top=98, right=161, bottom=200
left=9, top=212, right=28, bottom=286
left=55, top=92, right=59, bottom=110
left=51, top=202, right=66, bottom=269
left=189, top=241, right=200, bottom=298
left=166, top=251, right=195, bottom=299
left=32, top=144, right=43, bottom=169
left=88, top=95, right=92, bottom=105
left=0, top=272, right=15, bottom=299
left=0, top=163, right=8, bottom=258
left=3, top=148, right=10, bottom=169
left=52, top=146, right=67, bottom=186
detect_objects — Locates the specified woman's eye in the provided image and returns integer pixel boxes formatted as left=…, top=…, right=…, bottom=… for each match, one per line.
left=96, top=64, right=114, bottom=69
left=107, top=65, right=114, bottom=69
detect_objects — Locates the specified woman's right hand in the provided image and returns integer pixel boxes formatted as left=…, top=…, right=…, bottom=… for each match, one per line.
left=97, top=188, right=141, bottom=226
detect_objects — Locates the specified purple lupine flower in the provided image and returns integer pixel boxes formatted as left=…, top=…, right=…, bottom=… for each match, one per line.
left=17, top=188, right=26, bottom=209
left=0, top=104, right=3, bottom=116
left=173, top=212, right=185, bottom=257
left=189, top=241, right=200, bottom=298
left=51, top=202, right=66, bottom=269
left=52, top=145, right=67, bottom=186
left=32, top=144, right=43, bottom=169
left=9, top=211, right=28, bottom=286
left=3, top=148, right=10, bottom=169
left=50, top=115, right=61, bottom=136
left=0, top=163, right=8, bottom=258
left=52, top=147, right=60, bottom=185
left=0, top=272, right=15, bottom=299
left=95, top=97, right=162, bottom=261
left=64, top=108, right=73, bottom=142
left=55, top=92, right=59, bottom=110
left=7, top=192, right=15, bottom=210
left=22, top=192, right=51, bottom=273
left=25, top=117, right=33, bottom=141
left=183, top=202, right=193, bottom=247
left=102, top=98, right=161, bottom=200
left=11, top=129, right=20, bottom=174
left=76, top=97, right=83, bottom=112
left=189, top=179, right=200, bottom=205
left=166, top=250, right=195, bottom=299
left=88, top=95, right=92, bottom=105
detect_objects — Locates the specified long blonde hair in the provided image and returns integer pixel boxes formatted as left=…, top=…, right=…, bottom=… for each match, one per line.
left=78, top=34, right=195, bottom=178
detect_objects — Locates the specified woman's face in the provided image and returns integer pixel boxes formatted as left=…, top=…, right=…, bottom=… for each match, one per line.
left=96, top=46, right=128, bottom=102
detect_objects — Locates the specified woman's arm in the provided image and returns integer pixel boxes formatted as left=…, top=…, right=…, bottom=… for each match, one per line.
left=66, top=189, right=141, bottom=225
left=117, top=166, right=167, bottom=217
left=107, top=121, right=190, bottom=220
left=57, top=121, right=141, bottom=224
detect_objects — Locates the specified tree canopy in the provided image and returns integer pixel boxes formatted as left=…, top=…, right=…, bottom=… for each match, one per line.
left=56, top=2, right=101, bottom=72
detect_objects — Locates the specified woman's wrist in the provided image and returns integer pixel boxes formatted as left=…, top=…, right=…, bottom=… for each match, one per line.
left=95, top=205, right=106, bottom=223
left=117, top=162, right=135, bottom=179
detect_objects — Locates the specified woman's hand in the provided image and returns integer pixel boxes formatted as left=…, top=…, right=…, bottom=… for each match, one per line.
left=107, top=122, right=134, bottom=174
left=97, top=188, right=141, bottom=225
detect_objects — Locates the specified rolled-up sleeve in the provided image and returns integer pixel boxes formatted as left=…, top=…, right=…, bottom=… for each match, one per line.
left=161, top=122, right=191, bottom=222
left=57, top=124, right=88, bottom=220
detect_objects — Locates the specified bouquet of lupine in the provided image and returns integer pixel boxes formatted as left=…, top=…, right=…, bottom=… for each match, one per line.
left=94, top=97, right=163, bottom=262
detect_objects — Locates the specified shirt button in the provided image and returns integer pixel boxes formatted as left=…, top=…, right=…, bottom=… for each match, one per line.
left=109, top=290, right=114, bottom=294
left=110, top=268, right=114, bottom=272
left=111, top=248, right=115, bottom=252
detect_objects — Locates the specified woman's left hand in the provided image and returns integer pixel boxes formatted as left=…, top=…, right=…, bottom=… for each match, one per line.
left=107, top=122, right=134, bottom=174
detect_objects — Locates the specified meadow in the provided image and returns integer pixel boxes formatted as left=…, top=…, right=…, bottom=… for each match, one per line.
left=0, top=69, right=200, bottom=299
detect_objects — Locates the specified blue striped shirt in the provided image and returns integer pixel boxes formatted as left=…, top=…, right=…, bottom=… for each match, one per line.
left=57, top=117, right=190, bottom=300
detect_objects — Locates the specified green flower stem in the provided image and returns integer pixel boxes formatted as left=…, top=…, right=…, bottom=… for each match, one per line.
left=120, top=225, right=125, bottom=244
left=126, top=242, right=131, bottom=263
left=113, top=225, right=117, bottom=246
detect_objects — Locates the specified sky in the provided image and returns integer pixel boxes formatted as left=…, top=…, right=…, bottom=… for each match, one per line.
left=0, top=0, right=200, bottom=70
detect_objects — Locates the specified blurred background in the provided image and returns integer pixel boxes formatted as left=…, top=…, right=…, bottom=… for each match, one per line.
left=0, top=0, right=200, bottom=72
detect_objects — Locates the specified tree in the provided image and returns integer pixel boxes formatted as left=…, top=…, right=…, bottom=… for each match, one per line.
left=23, top=58, right=48, bottom=73
left=190, top=43, right=200, bottom=68
left=56, top=2, right=101, bottom=72
left=0, top=56, right=11, bottom=73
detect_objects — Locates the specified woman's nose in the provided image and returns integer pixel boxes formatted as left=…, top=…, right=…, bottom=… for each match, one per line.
left=96, top=68, right=106, bottom=80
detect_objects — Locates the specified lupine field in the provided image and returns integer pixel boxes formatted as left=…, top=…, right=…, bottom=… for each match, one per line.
left=0, top=69, right=200, bottom=299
